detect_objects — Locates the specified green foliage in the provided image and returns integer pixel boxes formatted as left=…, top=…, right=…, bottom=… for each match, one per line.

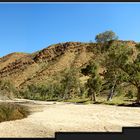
left=81, top=61, right=99, bottom=76
left=135, top=43, right=140, bottom=51
left=79, top=84, right=89, bottom=98
left=60, top=68, right=81, bottom=99
left=104, top=43, right=140, bottom=102
left=87, top=75, right=102, bottom=95
left=125, top=90, right=134, bottom=99
left=95, top=30, right=118, bottom=43
left=20, top=82, right=61, bottom=100
left=82, top=62, right=103, bottom=102
left=20, top=68, right=83, bottom=101
left=83, top=38, right=139, bottom=103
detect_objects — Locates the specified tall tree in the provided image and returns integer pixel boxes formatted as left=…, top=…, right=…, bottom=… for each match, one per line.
left=104, top=44, right=140, bottom=103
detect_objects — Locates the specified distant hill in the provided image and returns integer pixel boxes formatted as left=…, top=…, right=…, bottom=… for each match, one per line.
left=0, top=40, right=136, bottom=91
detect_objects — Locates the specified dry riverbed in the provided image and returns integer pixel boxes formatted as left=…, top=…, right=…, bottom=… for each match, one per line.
left=0, top=99, right=140, bottom=138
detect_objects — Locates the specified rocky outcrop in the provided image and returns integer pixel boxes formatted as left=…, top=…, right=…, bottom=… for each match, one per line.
left=33, top=42, right=89, bottom=62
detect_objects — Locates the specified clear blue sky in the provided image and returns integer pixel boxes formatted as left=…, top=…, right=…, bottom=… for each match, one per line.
left=0, top=2, right=140, bottom=57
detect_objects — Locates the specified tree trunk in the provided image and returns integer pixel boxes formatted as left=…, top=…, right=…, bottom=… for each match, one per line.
left=93, top=92, right=96, bottom=102
left=89, top=88, right=96, bottom=102
left=91, top=92, right=96, bottom=102
left=107, top=82, right=116, bottom=101
left=136, top=87, right=140, bottom=103
left=107, top=88, right=114, bottom=101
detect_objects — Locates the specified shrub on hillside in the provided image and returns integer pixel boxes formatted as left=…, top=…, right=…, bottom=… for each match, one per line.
left=19, top=68, right=83, bottom=101
left=0, top=79, right=18, bottom=99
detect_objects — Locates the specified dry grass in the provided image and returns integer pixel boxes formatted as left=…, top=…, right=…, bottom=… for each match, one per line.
left=0, top=52, right=28, bottom=71
left=0, top=102, right=29, bottom=123
left=64, top=96, right=136, bottom=106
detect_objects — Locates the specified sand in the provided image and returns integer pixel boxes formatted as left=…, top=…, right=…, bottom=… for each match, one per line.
left=0, top=99, right=140, bottom=138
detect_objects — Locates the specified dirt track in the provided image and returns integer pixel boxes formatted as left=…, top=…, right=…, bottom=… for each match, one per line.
left=0, top=99, right=140, bottom=138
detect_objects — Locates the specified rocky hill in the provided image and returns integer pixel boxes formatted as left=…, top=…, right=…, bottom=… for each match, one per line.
left=0, top=40, right=137, bottom=90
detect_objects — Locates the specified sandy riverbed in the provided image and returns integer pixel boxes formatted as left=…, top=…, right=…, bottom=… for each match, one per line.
left=0, top=99, right=140, bottom=138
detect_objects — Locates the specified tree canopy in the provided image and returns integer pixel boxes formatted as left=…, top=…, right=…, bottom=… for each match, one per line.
left=95, top=30, right=118, bottom=43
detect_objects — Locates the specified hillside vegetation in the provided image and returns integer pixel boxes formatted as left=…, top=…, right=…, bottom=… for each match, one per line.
left=0, top=31, right=139, bottom=105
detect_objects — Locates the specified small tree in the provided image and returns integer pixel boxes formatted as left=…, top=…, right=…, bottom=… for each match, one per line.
left=87, top=75, right=102, bottom=102
left=95, top=30, right=118, bottom=43
left=60, top=68, right=81, bottom=100
left=82, top=62, right=102, bottom=102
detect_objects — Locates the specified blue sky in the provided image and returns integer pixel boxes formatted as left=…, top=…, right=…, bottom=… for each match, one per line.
left=0, top=3, right=140, bottom=57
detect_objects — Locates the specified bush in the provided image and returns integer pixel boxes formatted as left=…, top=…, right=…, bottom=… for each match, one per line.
left=19, top=82, right=63, bottom=101
left=0, top=103, right=29, bottom=122
left=19, top=68, right=83, bottom=101
left=0, top=79, right=18, bottom=99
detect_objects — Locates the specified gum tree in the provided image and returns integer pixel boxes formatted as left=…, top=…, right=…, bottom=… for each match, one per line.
left=95, top=30, right=118, bottom=43
left=104, top=44, right=140, bottom=103
left=81, top=62, right=102, bottom=102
